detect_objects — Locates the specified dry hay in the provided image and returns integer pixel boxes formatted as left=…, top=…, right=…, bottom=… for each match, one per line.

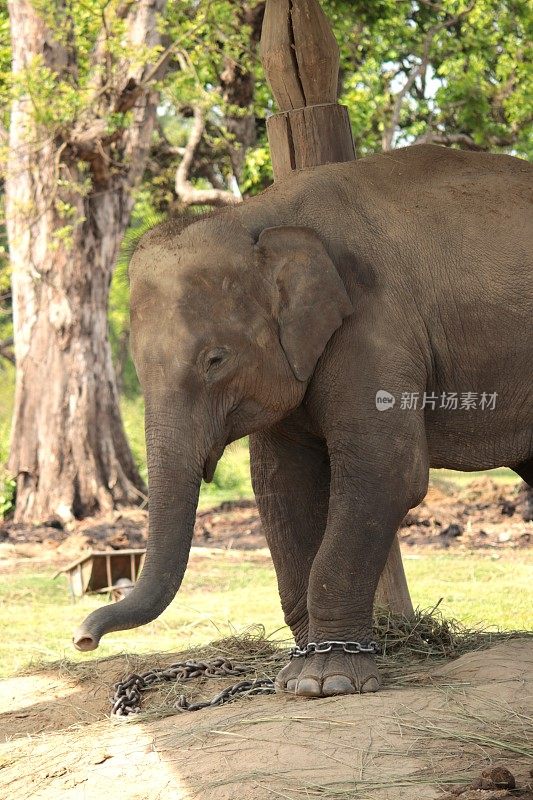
left=373, top=603, right=531, bottom=684
left=38, top=607, right=533, bottom=718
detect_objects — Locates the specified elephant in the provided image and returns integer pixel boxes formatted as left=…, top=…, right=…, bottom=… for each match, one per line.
left=74, top=144, right=533, bottom=698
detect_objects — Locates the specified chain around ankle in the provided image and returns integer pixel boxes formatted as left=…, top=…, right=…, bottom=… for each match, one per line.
left=289, top=640, right=380, bottom=658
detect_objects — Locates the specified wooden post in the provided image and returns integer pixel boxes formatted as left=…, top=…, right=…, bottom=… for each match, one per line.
left=261, top=0, right=355, bottom=176
left=260, top=0, right=414, bottom=617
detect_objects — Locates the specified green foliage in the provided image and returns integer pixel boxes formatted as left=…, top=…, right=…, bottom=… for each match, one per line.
left=328, top=0, right=532, bottom=156
left=136, top=0, right=531, bottom=216
left=10, top=56, right=82, bottom=130
left=0, top=192, right=10, bottom=312
left=199, top=439, right=253, bottom=507
left=109, top=189, right=166, bottom=398
left=120, top=392, right=253, bottom=506
left=0, top=0, right=530, bottom=202
left=0, top=272, right=10, bottom=346
left=0, top=472, right=14, bottom=518
left=0, top=7, right=11, bottom=134
left=106, top=0, right=531, bottom=384
left=0, top=211, right=13, bottom=464
left=240, top=145, right=273, bottom=194
left=2, top=1, right=162, bottom=141
left=120, top=393, right=147, bottom=484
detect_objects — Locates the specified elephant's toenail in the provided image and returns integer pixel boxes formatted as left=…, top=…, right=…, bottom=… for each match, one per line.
left=360, top=676, right=380, bottom=693
left=296, top=678, right=321, bottom=697
left=286, top=679, right=297, bottom=692
left=322, top=675, right=356, bottom=696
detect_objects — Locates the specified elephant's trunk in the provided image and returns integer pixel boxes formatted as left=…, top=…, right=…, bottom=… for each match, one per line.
left=73, top=409, right=203, bottom=651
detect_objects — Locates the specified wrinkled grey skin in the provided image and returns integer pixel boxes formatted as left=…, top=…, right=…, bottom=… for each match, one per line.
left=74, top=144, right=533, bottom=697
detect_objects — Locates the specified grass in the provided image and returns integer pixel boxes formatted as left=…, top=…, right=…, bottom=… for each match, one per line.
left=2, top=629, right=530, bottom=800
left=403, top=552, right=533, bottom=629
left=0, top=364, right=14, bottom=471
left=0, top=550, right=531, bottom=679
left=0, top=366, right=15, bottom=516
left=0, top=364, right=531, bottom=688
left=433, top=467, right=521, bottom=485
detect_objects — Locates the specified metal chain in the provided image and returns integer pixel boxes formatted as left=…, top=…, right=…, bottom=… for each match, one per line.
left=111, top=657, right=275, bottom=717
left=111, top=641, right=381, bottom=716
left=289, top=640, right=380, bottom=658
left=176, top=678, right=275, bottom=712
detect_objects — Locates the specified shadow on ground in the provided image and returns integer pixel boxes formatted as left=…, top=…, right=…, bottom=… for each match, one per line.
left=1, top=641, right=532, bottom=800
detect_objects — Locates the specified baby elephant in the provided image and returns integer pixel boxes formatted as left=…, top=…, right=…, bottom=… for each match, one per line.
left=74, top=144, right=533, bottom=697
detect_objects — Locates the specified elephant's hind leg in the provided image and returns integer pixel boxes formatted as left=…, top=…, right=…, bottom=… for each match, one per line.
left=514, top=459, right=533, bottom=486
left=514, top=459, right=533, bottom=521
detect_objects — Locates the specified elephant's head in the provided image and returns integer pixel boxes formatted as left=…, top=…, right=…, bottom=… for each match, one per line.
left=73, top=214, right=353, bottom=651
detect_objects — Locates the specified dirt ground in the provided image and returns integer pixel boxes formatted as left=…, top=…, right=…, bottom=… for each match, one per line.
left=1, top=477, right=532, bottom=559
left=1, top=479, right=532, bottom=799
left=1, top=640, right=532, bottom=799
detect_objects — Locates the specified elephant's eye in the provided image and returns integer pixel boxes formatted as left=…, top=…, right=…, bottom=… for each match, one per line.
left=204, top=348, right=229, bottom=375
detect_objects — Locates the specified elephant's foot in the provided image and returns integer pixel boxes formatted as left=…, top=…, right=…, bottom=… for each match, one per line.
left=275, top=651, right=380, bottom=697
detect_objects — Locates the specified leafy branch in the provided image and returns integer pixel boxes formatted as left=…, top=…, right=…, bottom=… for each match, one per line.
left=175, top=106, right=241, bottom=207
left=382, top=1, right=476, bottom=152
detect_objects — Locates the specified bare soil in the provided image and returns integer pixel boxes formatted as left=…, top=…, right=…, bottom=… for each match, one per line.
left=0, top=640, right=532, bottom=799
left=1, top=478, right=532, bottom=560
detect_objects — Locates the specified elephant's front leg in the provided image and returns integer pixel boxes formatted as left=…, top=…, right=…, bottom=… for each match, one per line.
left=250, top=416, right=329, bottom=691
left=292, top=431, right=428, bottom=697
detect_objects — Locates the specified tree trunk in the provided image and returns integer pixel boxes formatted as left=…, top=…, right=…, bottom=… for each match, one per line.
left=6, top=0, right=164, bottom=523
left=7, top=185, right=146, bottom=522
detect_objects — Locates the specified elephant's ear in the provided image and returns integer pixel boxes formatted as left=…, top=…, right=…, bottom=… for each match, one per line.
left=257, top=226, right=354, bottom=381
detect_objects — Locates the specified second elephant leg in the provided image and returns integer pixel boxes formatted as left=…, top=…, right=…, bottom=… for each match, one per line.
left=250, top=419, right=329, bottom=689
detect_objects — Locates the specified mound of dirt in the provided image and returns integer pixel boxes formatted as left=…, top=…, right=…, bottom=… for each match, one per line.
left=1, top=478, right=532, bottom=558
left=1, top=640, right=532, bottom=800
left=402, top=479, right=533, bottom=550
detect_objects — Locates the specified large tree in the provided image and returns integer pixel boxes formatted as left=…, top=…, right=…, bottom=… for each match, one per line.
left=2, top=0, right=530, bottom=524
left=4, top=0, right=168, bottom=522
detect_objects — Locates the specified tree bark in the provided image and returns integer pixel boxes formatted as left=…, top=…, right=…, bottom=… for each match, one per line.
left=7, top=179, right=147, bottom=522
left=6, top=0, right=165, bottom=523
